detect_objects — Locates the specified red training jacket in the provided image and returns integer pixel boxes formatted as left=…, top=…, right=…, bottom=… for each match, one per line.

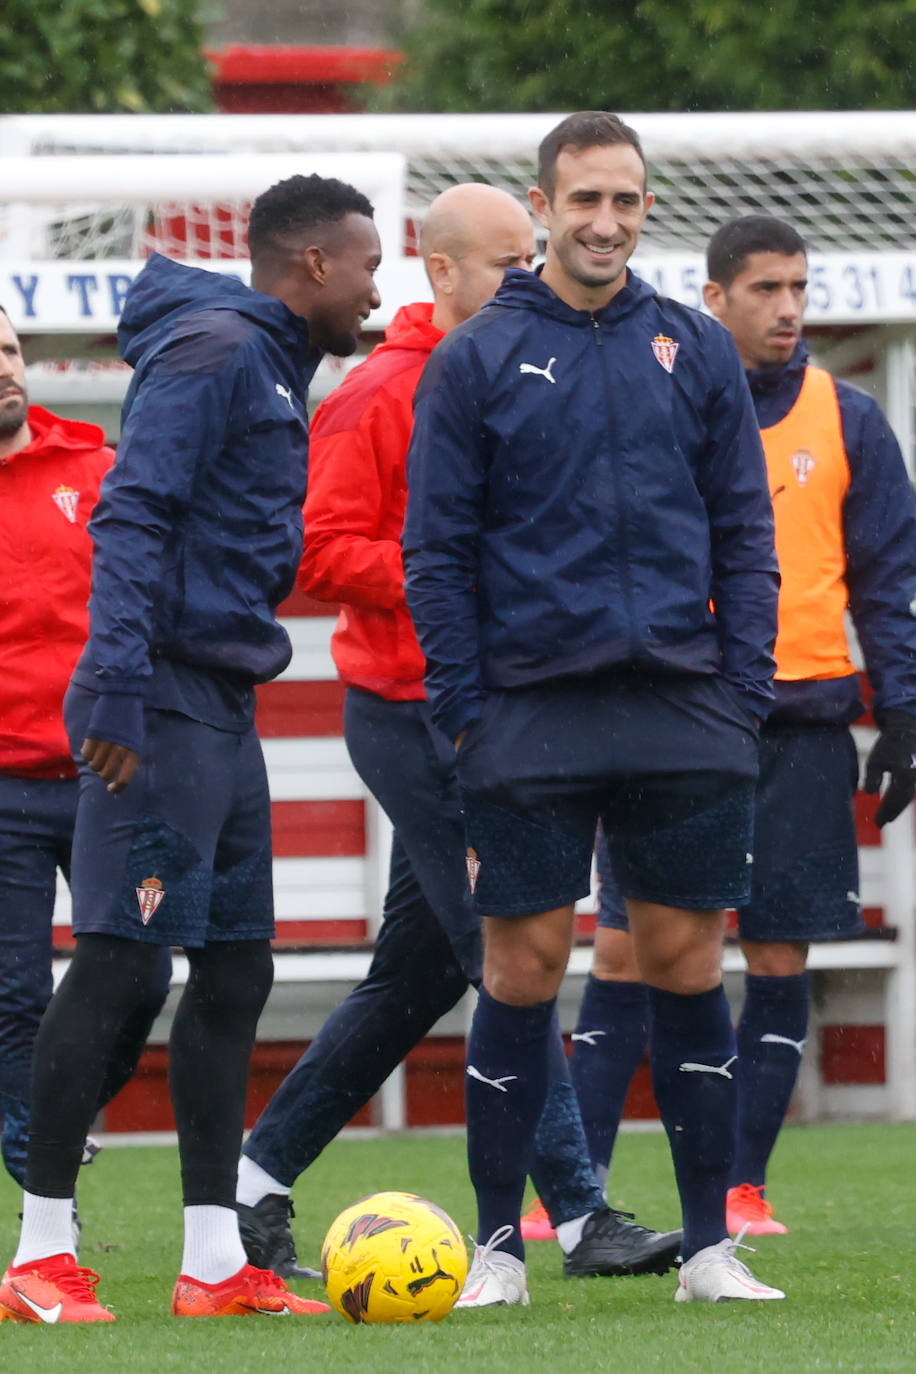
left=0, top=406, right=113, bottom=777
left=301, top=302, right=443, bottom=699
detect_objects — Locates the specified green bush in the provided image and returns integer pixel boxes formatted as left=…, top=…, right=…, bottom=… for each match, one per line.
left=382, top=0, right=916, bottom=113
left=0, top=0, right=213, bottom=114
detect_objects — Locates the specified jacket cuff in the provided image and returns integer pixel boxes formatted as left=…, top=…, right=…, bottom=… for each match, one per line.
left=85, top=693, right=145, bottom=755
left=87, top=674, right=149, bottom=695
left=435, top=702, right=484, bottom=746
left=727, top=684, right=771, bottom=724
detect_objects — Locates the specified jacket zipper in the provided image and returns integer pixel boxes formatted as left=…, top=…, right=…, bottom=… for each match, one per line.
left=589, top=314, right=640, bottom=654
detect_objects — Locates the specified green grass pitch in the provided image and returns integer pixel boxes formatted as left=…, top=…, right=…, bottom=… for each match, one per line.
left=0, top=1122, right=913, bottom=1371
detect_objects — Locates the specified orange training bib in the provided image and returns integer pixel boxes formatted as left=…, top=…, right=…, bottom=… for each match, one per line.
left=761, top=366, right=854, bottom=682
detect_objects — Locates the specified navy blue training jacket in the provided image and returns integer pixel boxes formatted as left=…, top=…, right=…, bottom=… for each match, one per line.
left=81, top=254, right=317, bottom=697
left=402, top=268, right=780, bottom=743
left=752, top=342, right=916, bottom=728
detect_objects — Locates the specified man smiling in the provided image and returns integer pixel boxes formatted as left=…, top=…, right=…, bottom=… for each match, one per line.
left=403, top=112, right=784, bottom=1307
left=0, top=174, right=380, bottom=1325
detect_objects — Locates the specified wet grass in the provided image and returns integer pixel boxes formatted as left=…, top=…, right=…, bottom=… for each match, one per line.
left=0, top=1121, right=913, bottom=1371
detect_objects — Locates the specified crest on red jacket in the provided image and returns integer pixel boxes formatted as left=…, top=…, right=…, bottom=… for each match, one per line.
left=136, top=876, right=165, bottom=925
left=51, top=485, right=80, bottom=524
left=651, top=334, right=679, bottom=374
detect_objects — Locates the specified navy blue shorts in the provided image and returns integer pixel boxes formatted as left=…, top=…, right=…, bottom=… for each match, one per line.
left=740, top=724, right=863, bottom=941
left=64, top=684, right=275, bottom=948
left=597, top=724, right=864, bottom=942
left=457, top=673, right=758, bottom=918
left=461, top=771, right=755, bottom=917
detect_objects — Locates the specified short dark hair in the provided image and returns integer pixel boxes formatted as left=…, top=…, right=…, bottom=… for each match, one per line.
left=707, top=215, right=807, bottom=288
left=537, top=111, right=646, bottom=201
left=247, top=174, right=374, bottom=261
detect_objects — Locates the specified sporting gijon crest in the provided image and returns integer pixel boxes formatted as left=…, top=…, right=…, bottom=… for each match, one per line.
left=136, top=876, right=165, bottom=925
left=52, top=485, right=80, bottom=523
left=651, top=334, right=679, bottom=374
left=790, top=449, right=816, bottom=485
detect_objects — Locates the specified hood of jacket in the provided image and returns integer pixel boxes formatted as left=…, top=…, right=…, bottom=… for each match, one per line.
left=382, top=300, right=442, bottom=354
left=18, top=405, right=107, bottom=460
left=118, top=252, right=311, bottom=368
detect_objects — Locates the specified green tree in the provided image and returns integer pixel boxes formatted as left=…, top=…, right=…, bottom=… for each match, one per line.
left=0, top=0, right=213, bottom=114
left=383, top=0, right=916, bottom=112
left=642, top=0, right=916, bottom=109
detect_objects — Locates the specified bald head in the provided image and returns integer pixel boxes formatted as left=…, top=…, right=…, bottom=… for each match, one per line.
left=421, top=183, right=531, bottom=261
left=421, top=183, right=536, bottom=333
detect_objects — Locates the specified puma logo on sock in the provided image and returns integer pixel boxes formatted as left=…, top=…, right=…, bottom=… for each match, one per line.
left=466, top=1065, right=518, bottom=1093
left=678, top=1055, right=738, bottom=1079
left=760, top=1033, right=807, bottom=1055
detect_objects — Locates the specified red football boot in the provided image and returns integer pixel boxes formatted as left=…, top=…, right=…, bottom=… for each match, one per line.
left=172, top=1262, right=331, bottom=1317
left=726, top=1184, right=788, bottom=1236
left=0, top=1253, right=114, bottom=1323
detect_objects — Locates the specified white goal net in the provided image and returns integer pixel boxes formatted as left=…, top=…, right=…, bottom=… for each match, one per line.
left=2, top=110, right=915, bottom=260
left=0, top=146, right=405, bottom=265
left=2, top=111, right=913, bottom=466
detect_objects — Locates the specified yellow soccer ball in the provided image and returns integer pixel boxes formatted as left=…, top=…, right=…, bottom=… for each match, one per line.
left=322, top=1190, right=468, bottom=1324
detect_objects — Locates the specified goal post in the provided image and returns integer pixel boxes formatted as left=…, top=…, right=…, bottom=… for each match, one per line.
left=1, top=110, right=913, bottom=466
left=4, top=108, right=915, bottom=252
left=0, top=151, right=406, bottom=269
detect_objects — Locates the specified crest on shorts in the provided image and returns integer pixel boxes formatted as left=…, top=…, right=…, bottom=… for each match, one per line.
left=466, top=848, right=481, bottom=895
left=651, top=334, right=679, bottom=374
left=790, top=449, right=816, bottom=486
left=136, top=875, right=165, bottom=925
left=52, top=485, right=80, bottom=524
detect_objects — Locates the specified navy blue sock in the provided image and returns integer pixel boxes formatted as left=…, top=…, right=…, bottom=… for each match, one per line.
left=732, top=971, right=810, bottom=1188
left=648, top=984, right=736, bottom=1261
left=529, top=1009, right=605, bottom=1226
left=466, top=987, right=555, bottom=1261
left=568, top=975, right=650, bottom=1187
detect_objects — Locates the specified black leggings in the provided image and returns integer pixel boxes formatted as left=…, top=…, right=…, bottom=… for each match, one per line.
left=25, top=934, right=272, bottom=1205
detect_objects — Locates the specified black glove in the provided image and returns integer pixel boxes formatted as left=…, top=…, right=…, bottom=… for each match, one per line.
left=863, top=709, right=916, bottom=827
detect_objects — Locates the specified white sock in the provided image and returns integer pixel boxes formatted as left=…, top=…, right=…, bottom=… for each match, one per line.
left=236, top=1155, right=289, bottom=1208
left=180, top=1205, right=247, bottom=1284
left=14, top=1193, right=77, bottom=1267
left=555, top=1211, right=591, bottom=1255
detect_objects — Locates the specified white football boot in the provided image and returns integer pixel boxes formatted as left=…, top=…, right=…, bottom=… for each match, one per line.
left=455, top=1226, right=530, bottom=1308
left=675, top=1226, right=785, bottom=1303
